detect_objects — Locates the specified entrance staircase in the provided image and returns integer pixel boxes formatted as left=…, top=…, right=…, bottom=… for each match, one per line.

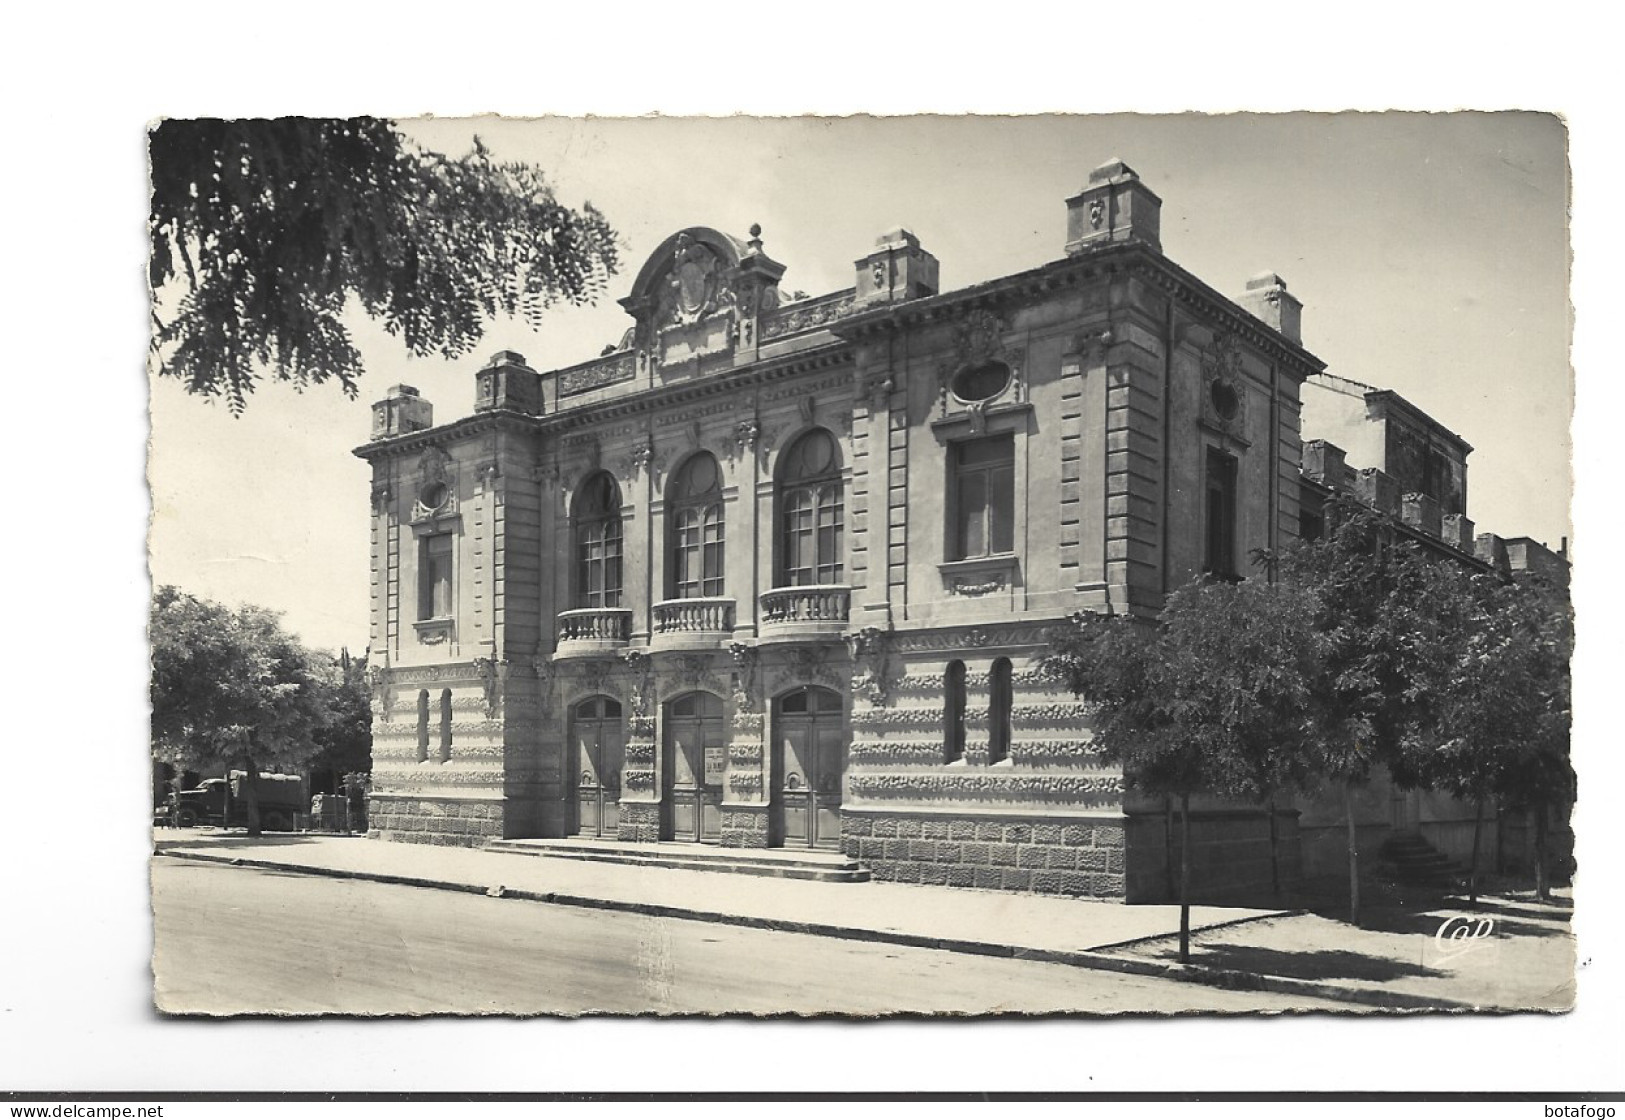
left=484, top=837, right=872, bottom=883
left=1378, top=832, right=1465, bottom=889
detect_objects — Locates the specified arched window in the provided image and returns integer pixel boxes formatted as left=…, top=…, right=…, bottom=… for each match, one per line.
left=988, top=658, right=1013, bottom=765
left=778, top=428, right=844, bottom=586
left=574, top=472, right=624, bottom=609
left=438, top=688, right=453, bottom=762
left=944, top=660, right=966, bottom=764
left=669, top=453, right=725, bottom=598
left=416, top=690, right=430, bottom=763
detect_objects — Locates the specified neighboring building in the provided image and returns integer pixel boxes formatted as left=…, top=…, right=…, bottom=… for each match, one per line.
left=1296, top=371, right=1569, bottom=878
left=353, top=159, right=1333, bottom=902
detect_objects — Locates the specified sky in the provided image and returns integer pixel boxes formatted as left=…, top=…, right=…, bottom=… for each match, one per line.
left=149, top=112, right=1573, bottom=654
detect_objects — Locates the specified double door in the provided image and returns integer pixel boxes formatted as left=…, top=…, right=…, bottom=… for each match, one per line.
left=771, top=687, right=844, bottom=850
left=573, top=696, right=625, bottom=838
left=664, top=692, right=724, bottom=843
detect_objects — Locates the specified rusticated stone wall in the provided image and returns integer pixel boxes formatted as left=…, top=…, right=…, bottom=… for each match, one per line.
left=1122, top=807, right=1301, bottom=903
left=368, top=792, right=505, bottom=847
left=617, top=799, right=660, bottom=843
left=721, top=805, right=769, bottom=848
left=841, top=810, right=1128, bottom=899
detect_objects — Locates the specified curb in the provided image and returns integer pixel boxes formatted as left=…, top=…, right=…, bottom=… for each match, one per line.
left=154, top=847, right=1472, bottom=1012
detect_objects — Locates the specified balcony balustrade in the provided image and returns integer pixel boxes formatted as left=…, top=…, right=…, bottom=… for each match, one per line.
left=554, top=607, right=632, bottom=657
left=757, top=584, right=851, bottom=642
left=651, top=597, right=736, bottom=647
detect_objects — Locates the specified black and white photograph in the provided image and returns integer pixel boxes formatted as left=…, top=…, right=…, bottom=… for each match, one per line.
left=5, top=15, right=1622, bottom=1102
left=144, top=113, right=1576, bottom=1017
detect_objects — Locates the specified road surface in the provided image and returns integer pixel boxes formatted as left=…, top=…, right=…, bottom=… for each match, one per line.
left=152, top=858, right=1341, bottom=1015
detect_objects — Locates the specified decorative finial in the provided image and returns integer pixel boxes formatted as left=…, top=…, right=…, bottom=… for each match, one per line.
left=747, top=222, right=763, bottom=251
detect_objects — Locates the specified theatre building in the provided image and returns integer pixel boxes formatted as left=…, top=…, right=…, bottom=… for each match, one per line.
left=355, top=160, right=1324, bottom=901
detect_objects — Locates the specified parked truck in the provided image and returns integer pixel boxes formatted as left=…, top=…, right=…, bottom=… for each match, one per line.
left=171, top=772, right=305, bottom=831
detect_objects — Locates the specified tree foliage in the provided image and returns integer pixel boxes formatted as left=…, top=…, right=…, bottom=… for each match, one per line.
left=1046, top=494, right=1574, bottom=922
left=310, top=648, right=374, bottom=781
left=149, top=117, right=621, bottom=411
left=1042, top=577, right=1324, bottom=955
left=1270, top=498, right=1450, bottom=791
left=1044, top=578, right=1324, bottom=804
left=150, top=586, right=338, bottom=833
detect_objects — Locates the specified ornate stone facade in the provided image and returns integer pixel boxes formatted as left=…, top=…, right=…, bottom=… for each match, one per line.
left=353, top=164, right=1322, bottom=900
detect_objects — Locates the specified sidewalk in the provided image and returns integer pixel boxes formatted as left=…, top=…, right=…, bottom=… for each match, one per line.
left=151, top=829, right=1572, bottom=1010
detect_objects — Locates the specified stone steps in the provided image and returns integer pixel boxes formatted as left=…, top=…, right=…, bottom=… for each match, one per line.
left=1379, top=834, right=1465, bottom=887
left=484, top=837, right=872, bottom=883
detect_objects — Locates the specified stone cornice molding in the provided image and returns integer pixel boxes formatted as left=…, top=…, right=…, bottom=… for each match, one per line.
left=831, top=242, right=1325, bottom=382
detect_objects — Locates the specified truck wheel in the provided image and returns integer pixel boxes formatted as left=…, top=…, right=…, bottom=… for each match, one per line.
left=176, top=807, right=198, bottom=828
left=262, top=811, right=290, bottom=832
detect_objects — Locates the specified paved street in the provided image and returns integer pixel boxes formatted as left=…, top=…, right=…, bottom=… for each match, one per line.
left=152, top=859, right=1342, bottom=1015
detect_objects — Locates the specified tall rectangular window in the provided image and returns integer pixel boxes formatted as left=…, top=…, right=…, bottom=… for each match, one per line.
left=1204, top=450, right=1238, bottom=578
left=419, top=534, right=454, bottom=619
left=951, top=435, right=1015, bottom=560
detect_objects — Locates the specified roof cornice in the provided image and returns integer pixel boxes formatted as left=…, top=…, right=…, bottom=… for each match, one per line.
left=832, top=241, right=1327, bottom=379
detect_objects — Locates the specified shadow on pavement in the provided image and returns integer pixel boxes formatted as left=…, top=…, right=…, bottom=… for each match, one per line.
left=153, top=830, right=356, bottom=850
left=1171, top=944, right=1445, bottom=983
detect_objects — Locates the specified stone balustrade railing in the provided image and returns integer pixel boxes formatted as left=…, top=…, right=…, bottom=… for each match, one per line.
left=759, top=584, right=852, bottom=626
left=652, top=597, right=735, bottom=634
left=556, top=607, right=632, bottom=645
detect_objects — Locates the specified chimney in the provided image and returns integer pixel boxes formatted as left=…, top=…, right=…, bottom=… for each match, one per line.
left=1401, top=492, right=1442, bottom=538
left=475, top=350, right=543, bottom=414
left=1239, top=272, right=1304, bottom=345
left=1442, top=512, right=1476, bottom=553
left=855, top=228, right=939, bottom=306
left=1065, top=158, right=1162, bottom=255
left=1474, top=533, right=1511, bottom=577
left=1354, top=467, right=1400, bottom=517
left=1302, top=440, right=1347, bottom=487
left=370, top=384, right=434, bottom=440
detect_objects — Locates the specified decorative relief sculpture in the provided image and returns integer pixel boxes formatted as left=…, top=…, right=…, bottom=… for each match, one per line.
left=411, top=447, right=456, bottom=522
left=471, top=656, right=506, bottom=719
left=949, top=575, right=1006, bottom=597
left=1199, top=331, right=1250, bottom=439
left=618, top=442, right=653, bottom=482
left=759, top=293, right=854, bottom=341
left=558, top=352, right=635, bottom=398
left=656, top=234, right=735, bottom=328
left=535, top=658, right=556, bottom=719
left=844, top=626, right=890, bottom=706
left=728, top=642, right=759, bottom=714
left=939, top=309, right=1024, bottom=419
left=620, top=647, right=653, bottom=719
left=768, top=644, right=844, bottom=694
left=366, top=664, right=393, bottom=722
left=732, top=419, right=760, bottom=462
left=1070, top=327, right=1114, bottom=360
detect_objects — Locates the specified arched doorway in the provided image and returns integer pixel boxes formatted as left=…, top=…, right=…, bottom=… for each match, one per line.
left=770, top=686, right=845, bottom=850
left=663, top=692, right=725, bottom=843
left=572, top=696, right=625, bottom=838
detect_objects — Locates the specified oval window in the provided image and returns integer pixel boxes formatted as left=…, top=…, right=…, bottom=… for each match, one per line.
left=1210, top=380, right=1240, bottom=421
left=420, top=481, right=448, bottom=509
left=952, top=361, right=1011, bottom=403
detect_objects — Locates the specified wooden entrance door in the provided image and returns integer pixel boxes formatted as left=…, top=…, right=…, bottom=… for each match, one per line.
left=572, top=696, right=625, bottom=838
left=771, top=686, right=844, bottom=850
left=664, top=692, right=724, bottom=843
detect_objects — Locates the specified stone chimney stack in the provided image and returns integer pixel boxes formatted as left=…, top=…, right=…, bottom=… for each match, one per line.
left=855, top=227, right=940, bottom=306
left=474, top=350, right=543, bottom=414
left=1238, top=272, right=1304, bottom=345
left=1066, top=158, right=1162, bottom=255
left=370, top=384, right=434, bottom=440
